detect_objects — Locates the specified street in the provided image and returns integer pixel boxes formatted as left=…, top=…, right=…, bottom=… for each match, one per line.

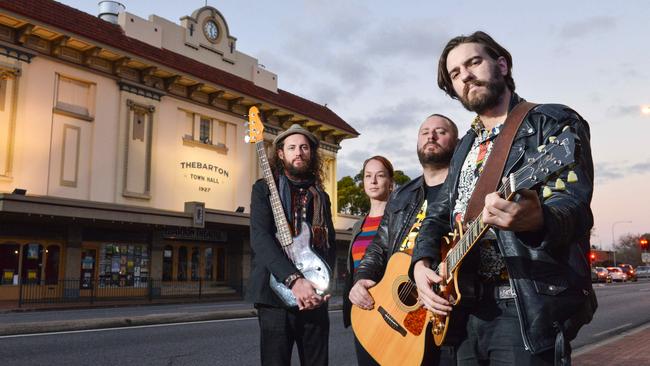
left=1, top=280, right=649, bottom=365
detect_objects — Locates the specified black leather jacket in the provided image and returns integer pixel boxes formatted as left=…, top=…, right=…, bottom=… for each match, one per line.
left=412, top=96, right=597, bottom=354
left=354, top=176, right=426, bottom=283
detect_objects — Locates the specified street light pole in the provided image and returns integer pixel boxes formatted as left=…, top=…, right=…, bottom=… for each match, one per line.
left=611, top=220, right=632, bottom=266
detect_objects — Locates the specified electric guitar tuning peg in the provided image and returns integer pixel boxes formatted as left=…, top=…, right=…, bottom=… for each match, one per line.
left=567, top=170, right=578, bottom=183
left=244, top=135, right=250, bottom=143
left=537, top=145, right=546, bottom=152
left=543, top=186, right=553, bottom=199
left=548, top=136, right=557, bottom=143
left=555, top=178, right=566, bottom=191
left=244, top=122, right=249, bottom=127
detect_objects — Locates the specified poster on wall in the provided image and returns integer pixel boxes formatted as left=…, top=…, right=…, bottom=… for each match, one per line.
left=27, top=244, right=39, bottom=259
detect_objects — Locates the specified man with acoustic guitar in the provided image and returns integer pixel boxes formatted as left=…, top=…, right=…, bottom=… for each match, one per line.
left=412, top=31, right=596, bottom=365
left=349, top=114, right=459, bottom=365
left=247, top=123, right=336, bottom=366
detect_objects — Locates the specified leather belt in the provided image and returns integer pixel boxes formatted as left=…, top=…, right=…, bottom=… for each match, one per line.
left=477, top=282, right=517, bottom=300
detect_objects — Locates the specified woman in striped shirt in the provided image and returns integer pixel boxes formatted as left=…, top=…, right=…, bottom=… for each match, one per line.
left=342, top=155, right=394, bottom=365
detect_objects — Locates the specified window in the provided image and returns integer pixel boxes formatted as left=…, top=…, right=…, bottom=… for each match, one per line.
left=204, top=247, right=213, bottom=281
left=162, top=245, right=173, bottom=281
left=44, top=245, right=60, bottom=285
left=177, top=246, right=188, bottom=281
left=191, top=247, right=200, bottom=281
left=0, top=243, right=19, bottom=285
left=53, top=74, right=95, bottom=121
left=97, top=244, right=150, bottom=288
left=199, top=117, right=212, bottom=144
left=216, top=247, right=226, bottom=282
left=22, top=243, right=43, bottom=284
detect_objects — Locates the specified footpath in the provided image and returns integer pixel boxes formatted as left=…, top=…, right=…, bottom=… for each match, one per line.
left=1, top=298, right=648, bottom=364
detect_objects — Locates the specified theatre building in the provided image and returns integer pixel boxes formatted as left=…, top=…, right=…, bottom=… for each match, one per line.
left=0, top=1, right=358, bottom=304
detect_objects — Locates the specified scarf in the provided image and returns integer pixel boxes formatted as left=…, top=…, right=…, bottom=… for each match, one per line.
left=278, top=174, right=329, bottom=250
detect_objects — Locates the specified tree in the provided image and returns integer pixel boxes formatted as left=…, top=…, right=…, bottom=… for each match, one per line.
left=337, top=168, right=412, bottom=215
left=613, top=233, right=650, bottom=266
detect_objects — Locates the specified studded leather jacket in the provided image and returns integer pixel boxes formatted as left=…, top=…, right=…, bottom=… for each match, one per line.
left=412, top=95, right=597, bottom=354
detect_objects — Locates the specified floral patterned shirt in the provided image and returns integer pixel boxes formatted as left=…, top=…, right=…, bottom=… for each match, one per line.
left=452, top=116, right=509, bottom=281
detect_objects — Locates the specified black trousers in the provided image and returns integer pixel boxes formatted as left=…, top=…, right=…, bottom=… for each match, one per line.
left=455, top=299, right=557, bottom=366
left=256, top=304, right=329, bottom=366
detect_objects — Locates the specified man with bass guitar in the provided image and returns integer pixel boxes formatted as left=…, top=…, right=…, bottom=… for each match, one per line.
left=247, top=123, right=336, bottom=366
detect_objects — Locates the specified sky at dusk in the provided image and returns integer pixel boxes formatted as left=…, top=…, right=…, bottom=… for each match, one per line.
left=57, top=0, right=650, bottom=248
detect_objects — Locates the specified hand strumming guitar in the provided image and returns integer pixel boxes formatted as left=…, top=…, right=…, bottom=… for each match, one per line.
left=413, top=258, right=452, bottom=316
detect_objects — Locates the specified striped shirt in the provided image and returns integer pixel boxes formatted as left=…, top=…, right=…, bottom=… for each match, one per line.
left=351, top=215, right=382, bottom=272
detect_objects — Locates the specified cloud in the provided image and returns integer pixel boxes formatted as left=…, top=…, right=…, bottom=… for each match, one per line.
left=558, top=16, right=617, bottom=39
left=595, top=159, right=650, bottom=184
left=605, top=105, right=642, bottom=118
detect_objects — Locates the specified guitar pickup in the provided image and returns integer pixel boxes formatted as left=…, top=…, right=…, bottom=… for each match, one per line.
left=378, top=306, right=407, bottom=337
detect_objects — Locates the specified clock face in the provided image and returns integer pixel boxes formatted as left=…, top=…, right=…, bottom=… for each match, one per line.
left=204, top=20, right=219, bottom=42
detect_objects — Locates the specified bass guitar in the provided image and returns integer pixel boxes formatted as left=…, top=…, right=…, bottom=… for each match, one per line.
left=246, top=106, right=331, bottom=307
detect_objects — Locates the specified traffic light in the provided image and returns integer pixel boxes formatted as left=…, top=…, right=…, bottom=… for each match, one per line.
left=640, top=237, right=649, bottom=250
left=590, top=252, right=596, bottom=262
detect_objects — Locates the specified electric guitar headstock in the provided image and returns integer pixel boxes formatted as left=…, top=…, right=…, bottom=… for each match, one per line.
left=509, top=126, right=578, bottom=199
left=245, top=106, right=264, bottom=144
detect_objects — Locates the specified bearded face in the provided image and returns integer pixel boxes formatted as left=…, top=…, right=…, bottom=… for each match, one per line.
left=417, top=141, right=454, bottom=166
left=457, top=63, right=507, bottom=114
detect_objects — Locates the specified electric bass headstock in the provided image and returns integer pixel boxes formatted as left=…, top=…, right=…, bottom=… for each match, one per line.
left=245, top=106, right=264, bottom=144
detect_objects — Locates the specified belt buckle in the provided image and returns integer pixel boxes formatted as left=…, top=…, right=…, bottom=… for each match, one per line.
left=496, top=285, right=516, bottom=299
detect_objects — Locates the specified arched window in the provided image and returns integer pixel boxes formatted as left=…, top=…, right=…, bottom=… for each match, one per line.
left=22, top=243, right=43, bottom=284
left=162, top=245, right=173, bottom=281
left=0, top=243, right=20, bottom=285
left=191, top=247, right=199, bottom=281
left=45, top=245, right=61, bottom=285
left=177, top=246, right=187, bottom=281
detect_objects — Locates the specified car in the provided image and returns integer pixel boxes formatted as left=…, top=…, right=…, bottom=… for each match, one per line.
left=618, top=264, right=638, bottom=282
left=636, top=265, right=650, bottom=279
left=606, top=267, right=627, bottom=282
left=593, top=267, right=612, bottom=283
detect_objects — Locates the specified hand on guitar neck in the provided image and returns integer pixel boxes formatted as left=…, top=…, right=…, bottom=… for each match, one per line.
left=482, top=189, right=544, bottom=232
left=349, top=279, right=377, bottom=310
left=413, top=259, right=453, bottom=316
left=292, top=278, right=331, bottom=310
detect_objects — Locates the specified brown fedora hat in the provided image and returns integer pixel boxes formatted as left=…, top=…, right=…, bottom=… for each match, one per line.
left=272, top=124, right=319, bottom=148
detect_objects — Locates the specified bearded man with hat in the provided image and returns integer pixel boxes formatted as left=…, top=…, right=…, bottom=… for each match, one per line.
left=247, top=124, right=336, bottom=366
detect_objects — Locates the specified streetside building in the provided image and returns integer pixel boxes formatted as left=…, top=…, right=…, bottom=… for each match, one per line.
left=0, top=0, right=359, bottom=303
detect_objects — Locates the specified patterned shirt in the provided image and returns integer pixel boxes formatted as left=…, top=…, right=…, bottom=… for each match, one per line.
left=452, top=116, right=509, bottom=281
left=351, top=216, right=382, bottom=272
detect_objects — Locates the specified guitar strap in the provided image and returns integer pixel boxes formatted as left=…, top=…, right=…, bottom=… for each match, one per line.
left=463, top=102, right=538, bottom=223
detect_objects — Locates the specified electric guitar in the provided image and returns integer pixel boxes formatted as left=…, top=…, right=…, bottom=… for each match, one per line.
left=351, top=126, right=578, bottom=364
left=246, top=106, right=331, bottom=307
left=431, top=126, right=579, bottom=346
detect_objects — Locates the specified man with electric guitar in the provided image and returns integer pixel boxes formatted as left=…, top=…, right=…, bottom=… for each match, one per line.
left=246, top=121, right=336, bottom=366
left=350, top=114, right=459, bottom=365
left=412, top=31, right=596, bottom=365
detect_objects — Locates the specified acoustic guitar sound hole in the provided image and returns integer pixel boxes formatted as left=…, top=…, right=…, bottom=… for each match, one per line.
left=397, top=281, right=418, bottom=307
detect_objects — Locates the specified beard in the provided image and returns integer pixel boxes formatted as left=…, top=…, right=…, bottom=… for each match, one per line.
left=283, top=158, right=313, bottom=180
left=417, top=142, right=454, bottom=166
left=458, top=65, right=507, bottom=114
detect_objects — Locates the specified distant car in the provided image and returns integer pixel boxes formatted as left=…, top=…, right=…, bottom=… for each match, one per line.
left=618, top=264, right=637, bottom=282
left=606, top=267, right=627, bottom=282
left=593, top=267, right=612, bottom=283
left=636, top=265, right=650, bottom=279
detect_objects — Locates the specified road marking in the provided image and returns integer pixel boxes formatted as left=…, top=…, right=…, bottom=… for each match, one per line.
left=592, top=323, right=632, bottom=337
left=0, top=317, right=258, bottom=339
